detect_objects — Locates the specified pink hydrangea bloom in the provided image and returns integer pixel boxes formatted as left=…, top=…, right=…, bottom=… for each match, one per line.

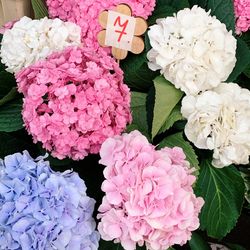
left=46, top=0, right=155, bottom=51
left=0, top=20, right=17, bottom=34
left=97, top=130, right=204, bottom=250
left=234, top=0, right=250, bottom=34
left=16, top=46, right=132, bottom=160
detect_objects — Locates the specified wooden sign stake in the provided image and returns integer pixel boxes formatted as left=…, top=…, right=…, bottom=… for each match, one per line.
left=0, top=0, right=32, bottom=26
left=98, top=4, right=148, bottom=60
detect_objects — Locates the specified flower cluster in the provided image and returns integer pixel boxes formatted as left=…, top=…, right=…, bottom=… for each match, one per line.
left=98, top=130, right=204, bottom=250
left=46, top=0, right=155, bottom=52
left=147, top=6, right=237, bottom=96
left=0, top=151, right=100, bottom=250
left=0, top=20, right=16, bottom=34
left=181, top=83, right=250, bottom=168
left=16, top=47, right=131, bottom=160
left=0, top=16, right=81, bottom=73
left=234, top=0, right=250, bottom=34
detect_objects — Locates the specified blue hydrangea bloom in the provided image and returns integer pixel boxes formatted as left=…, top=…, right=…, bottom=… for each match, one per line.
left=0, top=151, right=100, bottom=250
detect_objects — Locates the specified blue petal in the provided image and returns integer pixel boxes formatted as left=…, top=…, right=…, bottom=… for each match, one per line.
left=0, top=181, right=10, bottom=194
left=15, top=196, right=30, bottom=212
left=19, top=233, right=32, bottom=250
left=4, top=153, right=22, bottom=171
left=0, top=202, right=15, bottom=224
left=12, top=218, right=36, bottom=232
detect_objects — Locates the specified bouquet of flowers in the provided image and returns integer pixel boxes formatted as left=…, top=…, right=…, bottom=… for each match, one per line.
left=0, top=0, right=249, bottom=249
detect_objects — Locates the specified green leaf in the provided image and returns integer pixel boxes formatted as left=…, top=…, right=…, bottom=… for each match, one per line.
left=0, top=34, right=5, bottom=71
left=136, top=246, right=146, bottom=250
left=148, top=0, right=189, bottom=25
left=152, top=76, right=183, bottom=138
left=207, top=0, right=235, bottom=33
left=0, top=99, right=23, bottom=132
left=126, top=92, right=149, bottom=139
left=0, top=71, right=16, bottom=98
left=158, top=104, right=183, bottom=134
left=189, top=232, right=210, bottom=250
left=144, top=33, right=151, bottom=52
left=195, top=160, right=245, bottom=239
left=173, top=120, right=187, bottom=131
left=161, top=0, right=190, bottom=10
left=146, top=86, right=155, bottom=139
left=227, top=39, right=250, bottom=82
left=0, top=62, right=5, bottom=72
left=225, top=243, right=247, bottom=250
left=243, top=63, right=250, bottom=78
left=37, top=143, right=74, bottom=167
left=98, top=242, right=174, bottom=250
left=148, top=5, right=175, bottom=25
left=0, top=63, right=5, bottom=72
left=234, top=73, right=250, bottom=90
left=0, top=87, right=19, bottom=106
left=31, top=0, right=49, bottom=19
left=120, top=51, right=159, bottom=91
left=0, top=70, right=19, bottom=107
left=189, top=0, right=207, bottom=8
left=241, top=31, right=250, bottom=49
left=158, top=132, right=199, bottom=176
left=0, top=132, right=30, bottom=158
left=98, top=240, right=123, bottom=250
left=239, top=167, right=250, bottom=204
left=238, top=33, right=250, bottom=84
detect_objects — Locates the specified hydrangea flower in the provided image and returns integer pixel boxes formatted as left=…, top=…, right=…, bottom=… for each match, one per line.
left=234, top=0, right=250, bottom=34
left=46, top=0, right=155, bottom=52
left=0, top=151, right=100, bottom=250
left=16, top=47, right=131, bottom=160
left=0, top=16, right=81, bottom=73
left=147, top=5, right=237, bottom=96
left=0, top=20, right=16, bottom=34
left=181, top=83, right=250, bottom=168
left=97, top=130, right=204, bottom=250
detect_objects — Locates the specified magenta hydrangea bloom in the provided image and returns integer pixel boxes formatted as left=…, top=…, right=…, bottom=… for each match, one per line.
left=234, top=0, right=250, bottom=34
left=46, top=0, right=155, bottom=51
left=16, top=47, right=131, bottom=160
left=97, top=130, right=204, bottom=250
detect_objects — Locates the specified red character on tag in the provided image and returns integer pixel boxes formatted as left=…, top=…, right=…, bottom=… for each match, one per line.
left=114, top=16, right=129, bottom=42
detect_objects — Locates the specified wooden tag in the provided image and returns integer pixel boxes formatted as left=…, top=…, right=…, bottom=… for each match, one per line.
left=0, top=0, right=32, bottom=26
left=98, top=4, right=148, bottom=60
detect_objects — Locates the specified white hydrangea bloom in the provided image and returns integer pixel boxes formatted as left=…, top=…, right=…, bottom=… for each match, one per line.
left=181, top=83, right=250, bottom=168
left=0, top=16, right=81, bottom=73
left=147, top=6, right=237, bottom=96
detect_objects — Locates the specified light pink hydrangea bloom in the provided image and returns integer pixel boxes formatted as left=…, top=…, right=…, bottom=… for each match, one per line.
left=98, top=130, right=204, bottom=250
left=0, top=20, right=16, bottom=34
left=16, top=47, right=131, bottom=160
left=234, top=0, right=250, bottom=34
left=46, top=0, right=155, bottom=51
